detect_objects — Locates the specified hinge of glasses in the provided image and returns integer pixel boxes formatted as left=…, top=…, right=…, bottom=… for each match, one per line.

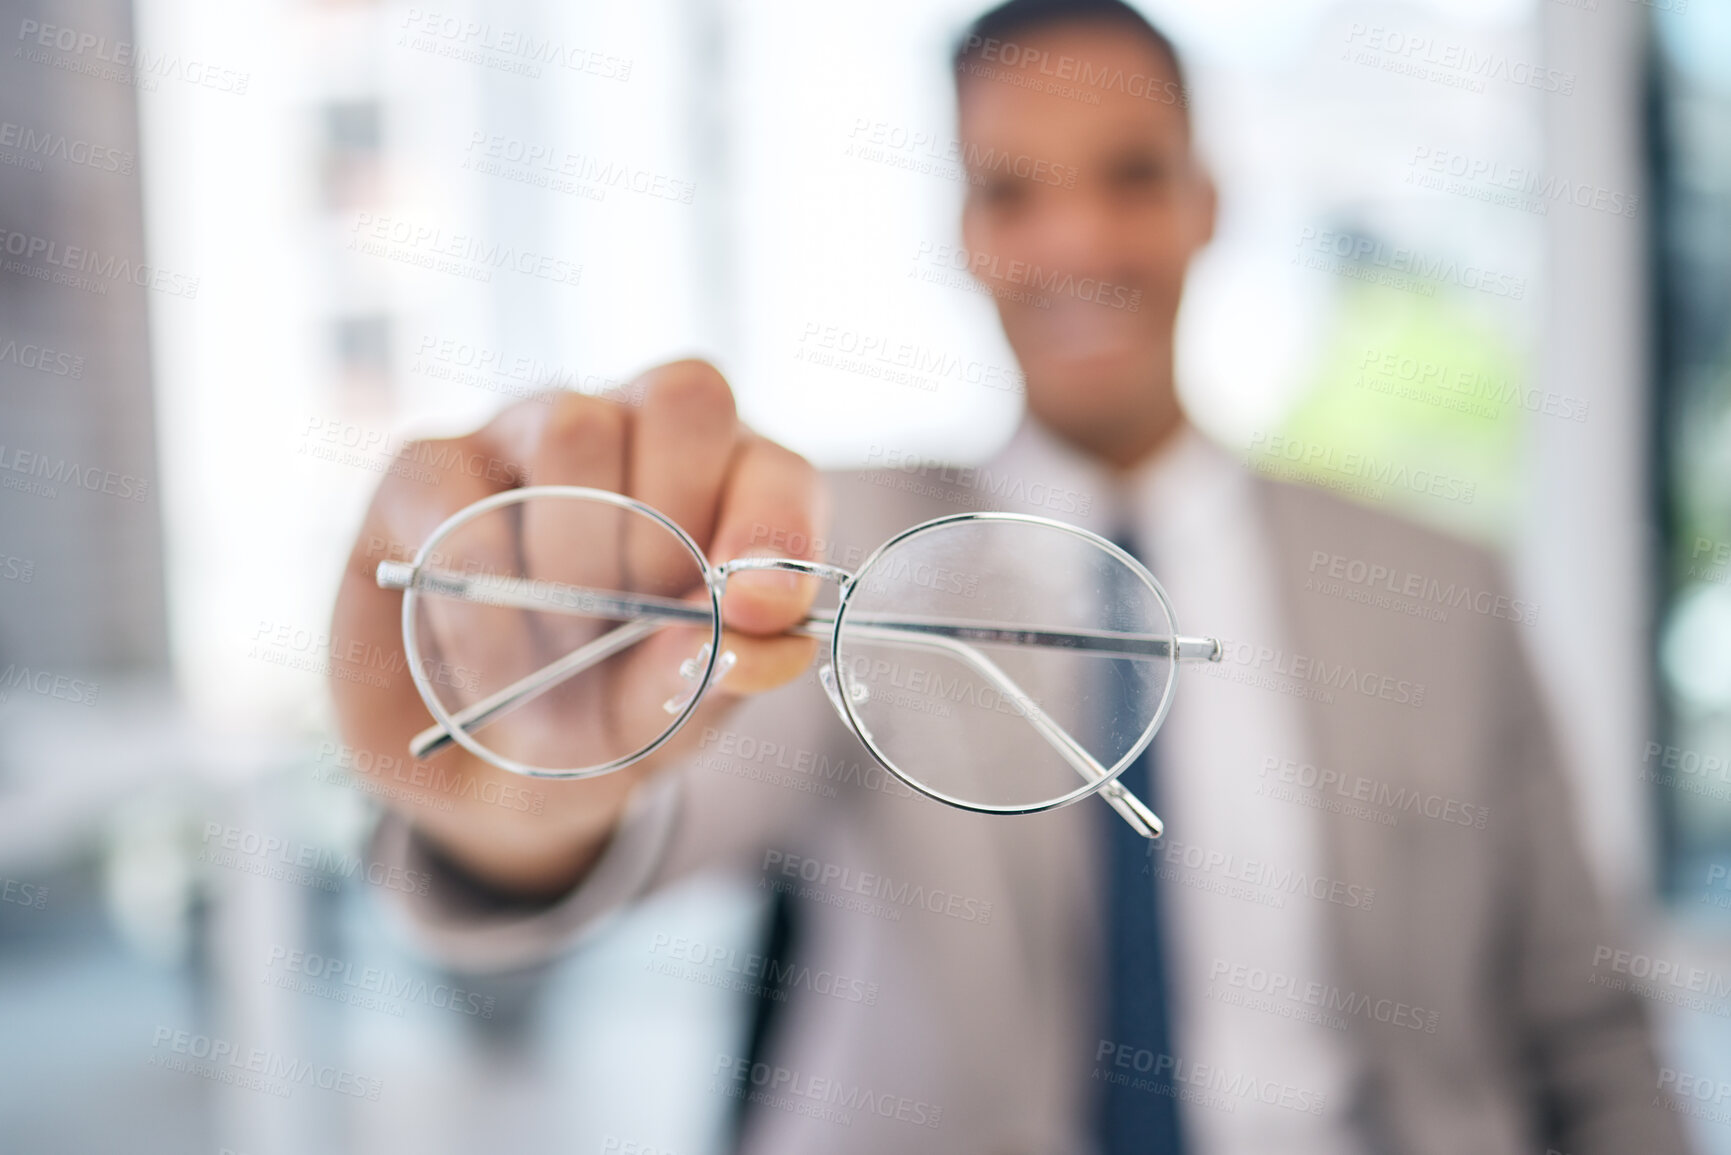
left=377, top=560, right=416, bottom=590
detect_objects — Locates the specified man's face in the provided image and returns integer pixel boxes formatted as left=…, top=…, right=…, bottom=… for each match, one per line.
left=958, top=22, right=1214, bottom=457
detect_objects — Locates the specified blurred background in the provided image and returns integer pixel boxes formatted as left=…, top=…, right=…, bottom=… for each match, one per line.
left=1, top=0, right=1728, bottom=1151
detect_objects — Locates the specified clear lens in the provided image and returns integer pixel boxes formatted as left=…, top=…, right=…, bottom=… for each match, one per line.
left=833, top=516, right=1176, bottom=811
left=404, top=488, right=719, bottom=777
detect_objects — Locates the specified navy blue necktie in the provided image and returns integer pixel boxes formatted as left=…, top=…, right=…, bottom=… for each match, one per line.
left=1097, top=534, right=1185, bottom=1154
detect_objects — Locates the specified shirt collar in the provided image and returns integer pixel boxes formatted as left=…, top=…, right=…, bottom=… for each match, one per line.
left=986, top=414, right=1247, bottom=550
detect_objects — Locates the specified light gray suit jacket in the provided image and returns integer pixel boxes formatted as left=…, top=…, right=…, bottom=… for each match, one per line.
left=372, top=450, right=1687, bottom=1155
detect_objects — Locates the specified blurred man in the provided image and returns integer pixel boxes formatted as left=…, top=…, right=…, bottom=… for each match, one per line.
left=332, top=1, right=1687, bottom=1152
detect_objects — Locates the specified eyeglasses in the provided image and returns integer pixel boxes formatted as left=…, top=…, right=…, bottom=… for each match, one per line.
left=377, top=486, right=1221, bottom=838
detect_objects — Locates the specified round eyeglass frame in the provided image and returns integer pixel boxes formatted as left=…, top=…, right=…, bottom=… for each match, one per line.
left=399, top=486, right=724, bottom=782
left=395, top=485, right=1187, bottom=819
left=830, top=512, right=1181, bottom=816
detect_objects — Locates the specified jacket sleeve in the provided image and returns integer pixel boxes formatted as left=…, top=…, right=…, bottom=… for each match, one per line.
left=1493, top=619, right=1694, bottom=1155
left=366, top=670, right=845, bottom=974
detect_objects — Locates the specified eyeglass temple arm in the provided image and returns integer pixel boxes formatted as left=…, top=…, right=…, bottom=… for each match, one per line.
left=833, top=622, right=1163, bottom=839
left=378, top=563, right=1223, bottom=662
left=386, top=561, right=1199, bottom=830
left=407, top=617, right=664, bottom=761
left=405, top=609, right=1163, bottom=838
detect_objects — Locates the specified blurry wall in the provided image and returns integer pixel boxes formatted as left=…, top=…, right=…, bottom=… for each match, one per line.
left=0, top=0, right=167, bottom=675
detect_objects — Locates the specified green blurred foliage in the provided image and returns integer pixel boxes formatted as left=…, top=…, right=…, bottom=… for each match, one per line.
left=1275, top=280, right=1528, bottom=546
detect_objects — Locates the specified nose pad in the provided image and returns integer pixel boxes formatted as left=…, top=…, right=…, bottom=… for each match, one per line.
left=663, top=643, right=738, bottom=714
left=819, top=663, right=874, bottom=742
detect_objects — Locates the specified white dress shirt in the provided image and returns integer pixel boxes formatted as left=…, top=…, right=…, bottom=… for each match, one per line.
left=984, top=418, right=1369, bottom=1155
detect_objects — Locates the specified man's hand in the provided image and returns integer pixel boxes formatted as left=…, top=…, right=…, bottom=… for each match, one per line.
left=330, top=360, right=824, bottom=899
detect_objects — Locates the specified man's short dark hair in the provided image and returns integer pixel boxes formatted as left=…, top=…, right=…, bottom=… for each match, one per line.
left=952, top=0, right=1186, bottom=97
